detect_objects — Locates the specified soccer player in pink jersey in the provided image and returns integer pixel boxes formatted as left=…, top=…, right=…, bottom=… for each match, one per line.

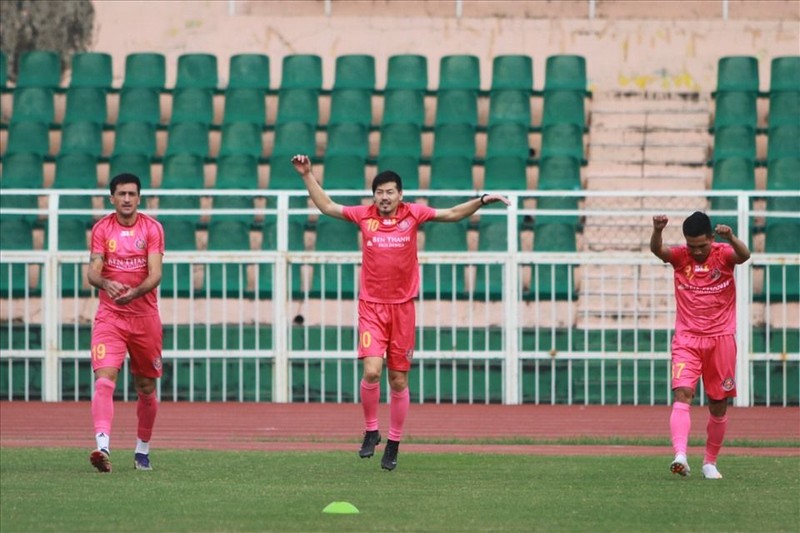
left=86, top=173, right=165, bottom=473
left=292, top=154, right=510, bottom=470
left=650, top=211, right=750, bottom=479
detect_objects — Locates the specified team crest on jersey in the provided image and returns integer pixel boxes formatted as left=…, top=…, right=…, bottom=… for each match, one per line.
left=135, top=238, right=146, bottom=250
left=397, top=219, right=411, bottom=232
left=153, top=357, right=163, bottom=371
left=710, top=268, right=721, bottom=281
left=721, top=377, right=735, bottom=391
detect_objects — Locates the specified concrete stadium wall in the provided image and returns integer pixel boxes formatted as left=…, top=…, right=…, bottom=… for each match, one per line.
left=90, top=0, right=799, bottom=94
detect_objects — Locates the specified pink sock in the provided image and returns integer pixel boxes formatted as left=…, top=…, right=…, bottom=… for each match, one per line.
left=704, top=414, right=728, bottom=465
left=360, top=379, right=380, bottom=432
left=91, top=377, right=116, bottom=437
left=670, top=401, right=691, bottom=456
left=136, top=390, right=159, bottom=442
left=388, top=387, right=410, bottom=442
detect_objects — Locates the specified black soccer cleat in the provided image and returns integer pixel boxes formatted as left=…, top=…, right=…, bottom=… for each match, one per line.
left=359, top=430, right=381, bottom=458
left=381, top=439, right=399, bottom=471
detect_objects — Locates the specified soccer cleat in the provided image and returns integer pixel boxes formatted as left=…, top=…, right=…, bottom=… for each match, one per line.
left=134, top=453, right=152, bottom=471
left=359, top=430, right=381, bottom=458
left=381, top=439, right=399, bottom=471
left=670, top=454, right=690, bottom=477
left=90, top=449, right=112, bottom=473
left=702, top=463, right=723, bottom=479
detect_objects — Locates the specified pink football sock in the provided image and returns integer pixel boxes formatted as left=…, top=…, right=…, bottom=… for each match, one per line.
left=91, top=377, right=116, bottom=438
left=388, top=387, right=410, bottom=442
left=704, top=414, right=728, bottom=465
left=360, top=379, right=380, bottom=432
left=136, top=390, right=159, bottom=443
left=670, top=401, right=691, bottom=456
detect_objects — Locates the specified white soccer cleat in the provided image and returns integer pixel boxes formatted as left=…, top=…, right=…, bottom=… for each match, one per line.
left=702, top=463, right=723, bottom=479
left=670, top=454, right=691, bottom=477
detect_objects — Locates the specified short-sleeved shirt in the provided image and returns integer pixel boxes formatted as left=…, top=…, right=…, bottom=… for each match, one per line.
left=90, top=212, right=165, bottom=317
left=342, top=202, right=437, bottom=304
left=667, top=242, right=737, bottom=337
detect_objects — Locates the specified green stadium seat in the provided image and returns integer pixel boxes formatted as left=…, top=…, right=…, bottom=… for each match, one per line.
left=0, top=154, right=42, bottom=223
left=159, top=218, right=198, bottom=297
left=385, top=54, right=428, bottom=91
left=322, top=154, right=366, bottom=203
left=56, top=216, right=90, bottom=296
left=228, top=53, right=270, bottom=91
left=267, top=122, right=316, bottom=196
left=112, top=121, right=156, bottom=157
left=117, top=88, right=161, bottom=126
left=64, top=87, right=108, bottom=126
left=438, top=55, right=480, bottom=91
left=435, top=89, right=478, bottom=127
left=108, top=154, right=152, bottom=189
left=488, top=90, right=532, bottom=128
left=280, top=54, right=323, bottom=90
left=10, top=87, right=55, bottom=124
left=0, top=218, right=35, bottom=297
left=535, top=195, right=580, bottom=227
left=218, top=121, right=263, bottom=159
left=164, top=122, right=209, bottom=159
left=768, top=91, right=800, bottom=128
left=206, top=219, right=251, bottom=297
left=69, top=52, right=113, bottom=90
left=54, top=153, right=98, bottom=190
left=376, top=155, right=420, bottom=191
left=275, top=88, right=319, bottom=126
left=432, top=123, right=476, bottom=159
left=769, top=56, right=800, bottom=92
left=767, top=125, right=800, bottom=162
left=58, top=121, right=103, bottom=157
left=258, top=214, right=305, bottom=298
left=474, top=217, right=510, bottom=300
left=764, top=223, right=800, bottom=302
left=123, top=53, right=166, bottom=90
left=381, top=89, right=425, bottom=127
left=214, top=154, right=258, bottom=221
left=541, top=90, right=586, bottom=128
left=333, top=54, right=375, bottom=91
left=326, top=123, right=369, bottom=158
left=712, top=91, right=757, bottom=130
left=5, top=121, right=50, bottom=158
left=766, top=158, right=800, bottom=227
left=175, top=53, right=218, bottom=90
left=483, top=155, right=527, bottom=190
left=540, top=123, right=584, bottom=161
left=544, top=55, right=587, bottom=93
left=537, top=156, right=582, bottom=191
left=716, top=56, right=759, bottom=94
left=530, top=222, right=577, bottom=301
left=712, top=125, right=756, bottom=163
left=222, top=88, right=266, bottom=126
left=310, top=217, right=359, bottom=299
left=16, top=50, right=61, bottom=89
left=159, top=154, right=204, bottom=219
left=170, top=88, right=214, bottom=124
left=486, top=122, right=530, bottom=159
left=710, top=157, right=755, bottom=236
left=378, top=123, right=422, bottom=158
left=491, top=55, right=533, bottom=92
left=422, top=221, right=468, bottom=299
left=429, top=155, right=473, bottom=191
left=329, top=88, right=372, bottom=127
left=0, top=51, right=7, bottom=90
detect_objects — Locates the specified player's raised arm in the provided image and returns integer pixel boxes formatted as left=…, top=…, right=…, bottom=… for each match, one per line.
left=291, top=154, right=345, bottom=220
left=714, top=224, right=751, bottom=264
left=432, top=193, right=511, bottom=223
left=650, top=215, right=672, bottom=262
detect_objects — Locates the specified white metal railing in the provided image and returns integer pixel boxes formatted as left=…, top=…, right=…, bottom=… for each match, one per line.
left=1, top=189, right=798, bottom=405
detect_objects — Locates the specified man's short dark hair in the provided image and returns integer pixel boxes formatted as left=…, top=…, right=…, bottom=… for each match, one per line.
left=372, top=170, right=402, bottom=193
left=683, top=211, right=713, bottom=238
left=109, top=173, right=141, bottom=195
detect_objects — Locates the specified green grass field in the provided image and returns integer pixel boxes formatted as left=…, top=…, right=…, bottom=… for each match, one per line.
left=1, top=448, right=798, bottom=532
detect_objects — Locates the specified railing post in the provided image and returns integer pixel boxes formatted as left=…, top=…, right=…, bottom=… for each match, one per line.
left=734, top=193, right=751, bottom=406
left=272, top=193, right=290, bottom=402
left=43, top=192, right=60, bottom=401
left=503, top=197, right=520, bottom=404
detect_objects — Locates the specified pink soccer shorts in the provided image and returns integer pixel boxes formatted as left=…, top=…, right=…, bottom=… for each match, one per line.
left=357, top=300, right=416, bottom=372
left=91, top=312, right=163, bottom=378
left=671, top=334, right=737, bottom=400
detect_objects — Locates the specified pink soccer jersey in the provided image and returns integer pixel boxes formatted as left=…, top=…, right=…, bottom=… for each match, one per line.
left=90, top=212, right=165, bottom=316
left=667, top=242, right=738, bottom=336
left=342, top=202, right=436, bottom=304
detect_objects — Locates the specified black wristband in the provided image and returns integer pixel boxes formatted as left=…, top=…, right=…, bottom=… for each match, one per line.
left=480, top=193, right=488, bottom=205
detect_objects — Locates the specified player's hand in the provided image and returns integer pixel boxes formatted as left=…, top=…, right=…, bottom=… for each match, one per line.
left=291, top=154, right=311, bottom=176
left=715, top=224, right=734, bottom=241
left=102, top=280, right=130, bottom=300
left=482, top=194, right=512, bottom=206
left=113, top=287, right=137, bottom=305
left=652, top=215, right=668, bottom=231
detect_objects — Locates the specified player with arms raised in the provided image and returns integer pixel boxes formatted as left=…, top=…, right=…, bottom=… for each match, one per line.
left=650, top=211, right=750, bottom=479
left=292, top=154, right=510, bottom=470
left=87, top=173, right=165, bottom=472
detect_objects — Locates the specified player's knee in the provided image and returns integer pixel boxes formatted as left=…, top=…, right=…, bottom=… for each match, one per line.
left=673, top=387, right=694, bottom=404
